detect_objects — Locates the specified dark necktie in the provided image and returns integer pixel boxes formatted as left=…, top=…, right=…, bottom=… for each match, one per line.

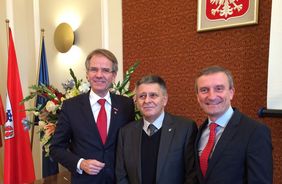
left=97, top=99, right=107, bottom=144
left=148, top=124, right=158, bottom=136
left=200, top=122, right=218, bottom=176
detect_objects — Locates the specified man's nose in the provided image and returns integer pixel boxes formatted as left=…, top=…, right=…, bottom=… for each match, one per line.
left=144, top=95, right=151, bottom=103
left=207, top=90, right=217, bottom=99
left=95, top=69, right=104, bottom=77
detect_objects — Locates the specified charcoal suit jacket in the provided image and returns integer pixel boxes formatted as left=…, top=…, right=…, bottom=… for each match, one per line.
left=116, top=112, right=198, bottom=184
left=50, top=92, right=135, bottom=184
left=195, top=108, right=273, bottom=184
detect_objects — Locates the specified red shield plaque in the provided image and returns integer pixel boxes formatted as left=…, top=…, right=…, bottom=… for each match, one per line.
left=206, top=0, right=250, bottom=20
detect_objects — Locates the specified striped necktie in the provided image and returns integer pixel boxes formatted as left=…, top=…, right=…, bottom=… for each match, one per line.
left=148, top=124, right=158, bottom=136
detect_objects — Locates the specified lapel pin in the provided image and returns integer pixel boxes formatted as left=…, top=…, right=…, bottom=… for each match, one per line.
left=113, top=107, right=118, bottom=114
left=169, top=128, right=172, bottom=132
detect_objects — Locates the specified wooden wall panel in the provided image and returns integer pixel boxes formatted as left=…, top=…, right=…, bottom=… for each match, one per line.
left=122, top=0, right=281, bottom=183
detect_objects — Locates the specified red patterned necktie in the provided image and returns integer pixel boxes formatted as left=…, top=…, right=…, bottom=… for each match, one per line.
left=97, top=99, right=107, bottom=144
left=200, top=122, right=218, bottom=176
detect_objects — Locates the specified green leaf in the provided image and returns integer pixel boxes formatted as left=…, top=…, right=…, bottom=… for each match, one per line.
left=69, top=68, right=79, bottom=89
left=112, top=61, right=140, bottom=96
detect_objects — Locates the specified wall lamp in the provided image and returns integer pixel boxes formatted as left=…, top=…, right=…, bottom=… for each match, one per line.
left=54, top=23, right=75, bottom=53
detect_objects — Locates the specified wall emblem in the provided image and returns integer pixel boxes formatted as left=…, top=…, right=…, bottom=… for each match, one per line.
left=206, top=0, right=249, bottom=20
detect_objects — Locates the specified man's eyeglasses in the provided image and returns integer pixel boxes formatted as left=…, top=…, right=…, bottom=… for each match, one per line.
left=87, top=67, right=114, bottom=74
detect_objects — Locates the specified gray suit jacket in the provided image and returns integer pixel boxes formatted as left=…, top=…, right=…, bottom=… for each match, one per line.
left=116, top=112, right=198, bottom=184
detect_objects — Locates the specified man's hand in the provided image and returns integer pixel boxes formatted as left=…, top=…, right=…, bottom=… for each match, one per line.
left=80, top=159, right=105, bottom=175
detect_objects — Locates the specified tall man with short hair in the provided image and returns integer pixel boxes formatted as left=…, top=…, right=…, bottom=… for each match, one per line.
left=195, top=65, right=272, bottom=184
left=50, top=49, right=135, bottom=183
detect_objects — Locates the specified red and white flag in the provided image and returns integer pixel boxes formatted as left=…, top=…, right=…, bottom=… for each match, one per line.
left=0, top=95, right=5, bottom=147
left=4, top=27, right=35, bottom=183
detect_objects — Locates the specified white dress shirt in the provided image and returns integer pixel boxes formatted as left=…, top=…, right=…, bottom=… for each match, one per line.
left=89, top=90, right=112, bottom=133
left=77, top=90, right=112, bottom=173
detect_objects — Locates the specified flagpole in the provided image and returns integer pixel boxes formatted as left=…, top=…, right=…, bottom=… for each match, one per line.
left=5, top=19, right=10, bottom=52
left=2, top=19, right=10, bottom=144
left=37, top=29, right=44, bottom=80
left=30, top=29, right=45, bottom=149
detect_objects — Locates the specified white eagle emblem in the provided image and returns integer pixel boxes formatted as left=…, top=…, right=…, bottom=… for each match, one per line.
left=210, top=0, right=243, bottom=18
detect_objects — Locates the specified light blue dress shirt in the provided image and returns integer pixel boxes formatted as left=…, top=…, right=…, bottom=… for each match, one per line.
left=198, top=106, right=234, bottom=157
left=143, top=111, right=165, bottom=136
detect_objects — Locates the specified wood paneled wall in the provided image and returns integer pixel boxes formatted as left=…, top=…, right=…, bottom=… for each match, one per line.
left=122, top=0, right=281, bottom=183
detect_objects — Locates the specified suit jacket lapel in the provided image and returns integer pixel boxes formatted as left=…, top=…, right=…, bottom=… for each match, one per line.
left=105, top=94, right=118, bottom=146
left=156, top=113, right=175, bottom=182
left=105, top=93, right=125, bottom=148
left=205, top=110, right=242, bottom=178
left=134, top=119, right=144, bottom=183
left=195, top=120, right=209, bottom=182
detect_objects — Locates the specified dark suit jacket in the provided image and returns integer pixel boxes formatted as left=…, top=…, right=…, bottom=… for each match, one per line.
left=195, top=108, right=273, bottom=184
left=116, top=112, right=198, bottom=184
left=50, top=92, right=135, bottom=184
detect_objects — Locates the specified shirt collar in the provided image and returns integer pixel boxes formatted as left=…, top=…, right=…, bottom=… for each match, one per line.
left=208, top=106, right=234, bottom=128
left=143, top=111, right=165, bottom=130
left=89, top=90, right=111, bottom=106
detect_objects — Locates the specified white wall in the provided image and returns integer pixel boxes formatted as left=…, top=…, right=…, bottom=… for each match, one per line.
left=0, top=1, right=7, bottom=179
left=40, top=0, right=123, bottom=91
left=267, top=0, right=282, bottom=109
left=0, top=0, right=123, bottom=180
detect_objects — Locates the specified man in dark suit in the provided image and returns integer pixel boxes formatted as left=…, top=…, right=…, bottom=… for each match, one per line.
left=50, top=49, right=135, bottom=184
left=194, top=65, right=273, bottom=184
left=116, top=75, right=198, bottom=184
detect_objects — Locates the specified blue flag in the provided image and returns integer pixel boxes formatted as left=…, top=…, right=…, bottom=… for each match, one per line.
left=37, top=37, right=59, bottom=178
left=37, top=38, right=49, bottom=104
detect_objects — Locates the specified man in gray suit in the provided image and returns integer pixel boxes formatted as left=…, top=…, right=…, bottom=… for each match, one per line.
left=116, top=75, right=198, bottom=184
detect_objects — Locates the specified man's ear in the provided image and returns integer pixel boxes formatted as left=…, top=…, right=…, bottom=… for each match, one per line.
left=230, top=87, right=235, bottom=100
left=163, top=95, right=168, bottom=106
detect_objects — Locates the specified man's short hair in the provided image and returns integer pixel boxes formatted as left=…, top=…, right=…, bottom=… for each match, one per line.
left=195, top=65, right=234, bottom=93
left=85, top=48, right=118, bottom=73
left=135, top=75, right=167, bottom=95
